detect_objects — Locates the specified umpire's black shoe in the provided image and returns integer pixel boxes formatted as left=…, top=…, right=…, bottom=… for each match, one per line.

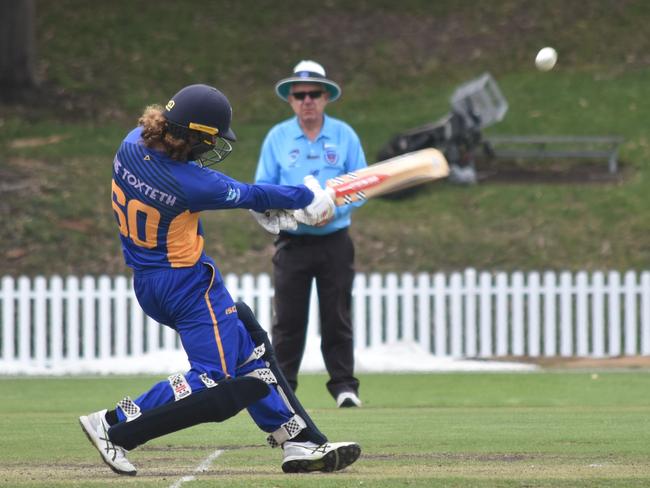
left=336, top=391, right=362, bottom=408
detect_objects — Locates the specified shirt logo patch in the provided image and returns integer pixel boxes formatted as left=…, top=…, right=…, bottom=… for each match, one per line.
left=226, top=186, right=241, bottom=202
left=325, top=148, right=338, bottom=165
left=288, top=149, right=300, bottom=167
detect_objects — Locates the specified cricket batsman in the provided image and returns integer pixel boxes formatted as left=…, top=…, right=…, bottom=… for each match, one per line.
left=79, top=84, right=361, bottom=475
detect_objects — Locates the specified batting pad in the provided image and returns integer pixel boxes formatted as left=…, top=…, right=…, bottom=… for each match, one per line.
left=108, top=376, right=269, bottom=451
left=235, top=301, right=328, bottom=445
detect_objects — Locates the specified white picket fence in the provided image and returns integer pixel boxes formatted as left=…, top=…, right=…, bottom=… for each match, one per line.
left=1, top=270, right=650, bottom=372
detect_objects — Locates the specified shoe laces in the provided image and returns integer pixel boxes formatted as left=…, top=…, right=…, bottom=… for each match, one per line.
left=309, top=443, right=330, bottom=454
left=288, top=442, right=330, bottom=455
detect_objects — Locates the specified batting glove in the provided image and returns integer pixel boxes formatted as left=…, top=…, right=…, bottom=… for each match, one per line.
left=250, top=209, right=298, bottom=235
left=293, top=175, right=335, bottom=226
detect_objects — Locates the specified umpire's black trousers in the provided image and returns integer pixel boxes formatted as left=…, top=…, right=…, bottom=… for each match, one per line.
left=271, top=228, right=360, bottom=398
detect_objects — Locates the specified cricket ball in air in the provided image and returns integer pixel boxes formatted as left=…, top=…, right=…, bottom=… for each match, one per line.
left=535, top=47, right=558, bottom=71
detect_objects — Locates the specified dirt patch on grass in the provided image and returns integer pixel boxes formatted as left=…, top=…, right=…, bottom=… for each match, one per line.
left=475, top=157, right=630, bottom=185
left=364, top=452, right=535, bottom=462
left=494, top=355, right=650, bottom=370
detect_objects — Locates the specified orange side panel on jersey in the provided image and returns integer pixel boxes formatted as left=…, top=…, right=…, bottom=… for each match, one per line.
left=203, top=262, right=230, bottom=377
left=167, top=210, right=204, bottom=268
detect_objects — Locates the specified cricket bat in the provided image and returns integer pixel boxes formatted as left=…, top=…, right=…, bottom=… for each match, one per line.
left=325, top=147, right=449, bottom=206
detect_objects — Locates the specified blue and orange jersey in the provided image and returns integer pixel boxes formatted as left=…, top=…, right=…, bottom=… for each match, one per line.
left=111, top=127, right=313, bottom=271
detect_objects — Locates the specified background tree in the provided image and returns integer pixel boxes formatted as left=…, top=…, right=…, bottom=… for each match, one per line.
left=0, top=0, right=36, bottom=100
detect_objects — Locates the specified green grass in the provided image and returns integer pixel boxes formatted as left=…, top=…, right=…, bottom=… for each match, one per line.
left=1, top=372, right=650, bottom=487
left=2, top=0, right=650, bottom=276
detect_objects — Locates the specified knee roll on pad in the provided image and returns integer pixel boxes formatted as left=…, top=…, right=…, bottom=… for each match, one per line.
left=108, top=376, right=269, bottom=451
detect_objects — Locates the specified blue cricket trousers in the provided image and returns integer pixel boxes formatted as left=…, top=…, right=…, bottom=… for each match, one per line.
left=116, top=259, right=293, bottom=433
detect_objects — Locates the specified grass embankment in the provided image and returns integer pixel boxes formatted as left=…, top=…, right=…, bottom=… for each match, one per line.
left=1, top=1, right=649, bottom=276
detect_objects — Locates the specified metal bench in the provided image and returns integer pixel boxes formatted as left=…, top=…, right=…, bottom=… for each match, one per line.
left=485, top=135, right=624, bottom=174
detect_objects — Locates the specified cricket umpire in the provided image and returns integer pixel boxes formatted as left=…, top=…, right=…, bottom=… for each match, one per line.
left=255, top=60, right=366, bottom=408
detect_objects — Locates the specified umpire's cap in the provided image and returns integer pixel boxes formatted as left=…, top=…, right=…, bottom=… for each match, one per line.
left=163, top=84, right=236, bottom=141
left=275, top=60, right=341, bottom=102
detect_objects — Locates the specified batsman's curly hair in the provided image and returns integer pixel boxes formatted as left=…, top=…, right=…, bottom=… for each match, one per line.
left=139, top=105, right=192, bottom=161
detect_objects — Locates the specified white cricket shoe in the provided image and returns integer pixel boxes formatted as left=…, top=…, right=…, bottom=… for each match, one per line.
left=79, top=409, right=137, bottom=476
left=281, top=441, right=361, bottom=473
left=336, top=391, right=362, bottom=408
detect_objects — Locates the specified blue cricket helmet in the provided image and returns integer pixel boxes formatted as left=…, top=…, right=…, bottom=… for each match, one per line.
left=163, top=84, right=236, bottom=166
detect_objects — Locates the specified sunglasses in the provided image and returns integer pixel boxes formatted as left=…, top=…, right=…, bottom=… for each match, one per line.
left=290, top=90, right=324, bottom=101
